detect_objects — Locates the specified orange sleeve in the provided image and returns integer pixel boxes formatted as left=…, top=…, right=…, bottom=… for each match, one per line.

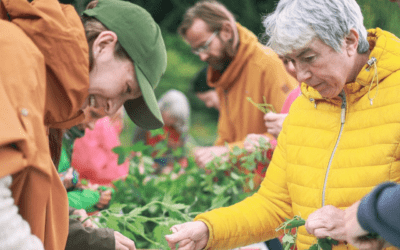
left=3, top=0, right=89, bottom=128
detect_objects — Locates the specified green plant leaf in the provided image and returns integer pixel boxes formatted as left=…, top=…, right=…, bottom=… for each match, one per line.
left=231, top=146, right=242, bottom=156
left=230, top=172, right=240, bottom=180
left=153, top=225, right=171, bottom=248
left=248, top=179, right=255, bottom=191
left=106, top=215, right=121, bottom=231
left=109, top=203, right=127, bottom=213
left=282, top=234, right=295, bottom=244
left=210, top=196, right=230, bottom=210
left=318, top=238, right=333, bottom=250
left=150, top=128, right=164, bottom=136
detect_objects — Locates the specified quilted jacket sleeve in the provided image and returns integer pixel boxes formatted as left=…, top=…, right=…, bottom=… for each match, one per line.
left=195, top=118, right=293, bottom=250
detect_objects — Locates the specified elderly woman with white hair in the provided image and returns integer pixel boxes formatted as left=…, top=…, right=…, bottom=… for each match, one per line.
left=164, top=0, right=400, bottom=249
left=133, top=89, right=190, bottom=173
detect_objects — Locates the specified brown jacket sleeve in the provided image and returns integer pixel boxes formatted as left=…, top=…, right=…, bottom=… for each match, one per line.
left=68, top=207, right=115, bottom=250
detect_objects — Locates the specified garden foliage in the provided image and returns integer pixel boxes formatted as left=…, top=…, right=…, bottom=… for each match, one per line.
left=90, top=135, right=273, bottom=249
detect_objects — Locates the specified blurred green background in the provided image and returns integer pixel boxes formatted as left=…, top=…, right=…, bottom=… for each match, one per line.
left=65, top=0, right=400, bottom=147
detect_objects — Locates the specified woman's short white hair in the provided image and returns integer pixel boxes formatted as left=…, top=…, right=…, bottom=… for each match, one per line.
left=158, top=89, right=190, bottom=136
left=262, top=0, right=369, bottom=56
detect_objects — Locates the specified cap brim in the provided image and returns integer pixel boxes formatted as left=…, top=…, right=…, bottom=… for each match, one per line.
left=124, top=65, right=164, bottom=130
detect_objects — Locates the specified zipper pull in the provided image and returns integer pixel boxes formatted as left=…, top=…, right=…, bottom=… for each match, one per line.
left=310, top=98, right=317, bottom=109
left=341, top=103, right=346, bottom=124
left=340, top=91, right=346, bottom=124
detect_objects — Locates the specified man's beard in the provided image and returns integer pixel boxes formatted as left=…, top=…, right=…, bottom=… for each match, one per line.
left=208, top=38, right=235, bottom=72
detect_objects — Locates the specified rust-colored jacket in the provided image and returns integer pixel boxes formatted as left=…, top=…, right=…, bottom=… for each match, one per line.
left=208, top=23, right=297, bottom=148
left=0, top=0, right=89, bottom=249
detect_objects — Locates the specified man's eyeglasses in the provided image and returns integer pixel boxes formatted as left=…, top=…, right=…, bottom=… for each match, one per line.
left=191, top=31, right=218, bottom=55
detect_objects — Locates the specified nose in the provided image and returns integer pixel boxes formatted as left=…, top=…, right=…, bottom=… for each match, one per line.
left=105, top=98, right=125, bottom=117
left=87, top=121, right=96, bottom=130
left=295, top=63, right=312, bottom=83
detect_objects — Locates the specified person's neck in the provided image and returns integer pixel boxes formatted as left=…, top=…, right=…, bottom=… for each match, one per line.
left=348, top=50, right=371, bottom=83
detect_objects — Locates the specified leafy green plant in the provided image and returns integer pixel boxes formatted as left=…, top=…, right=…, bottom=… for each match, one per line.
left=104, top=135, right=274, bottom=248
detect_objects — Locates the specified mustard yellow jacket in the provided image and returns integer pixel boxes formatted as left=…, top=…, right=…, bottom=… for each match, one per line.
left=196, top=28, right=400, bottom=250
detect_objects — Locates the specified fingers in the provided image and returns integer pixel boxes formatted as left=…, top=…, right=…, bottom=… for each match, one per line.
left=82, top=218, right=94, bottom=228
left=72, top=209, right=95, bottom=228
left=194, top=148, right=215, bottom=168
left=263, top=111, right=276, bottom=121
left=306, top=205, right=346, bottom=241
left=115, top=231, right=136, bottom=250
left=353, top=238, right=384, bottom=250
left=166, top=224, right=195, bottom=249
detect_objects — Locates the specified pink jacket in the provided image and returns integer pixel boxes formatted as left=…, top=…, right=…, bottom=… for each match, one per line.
left=280, top=86, right=301, bottom=114
left=71, top=117, right=129, bottom=185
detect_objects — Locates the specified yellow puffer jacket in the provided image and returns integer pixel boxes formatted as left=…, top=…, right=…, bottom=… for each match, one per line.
left=195, top=28, right=400, bottom=250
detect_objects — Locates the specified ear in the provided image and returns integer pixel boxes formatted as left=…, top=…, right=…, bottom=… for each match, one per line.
left=345, top=29, right=359, bottom=57
left=219, top=21, right=234, bottom=42
left=92, top=31, right=118, bottom=57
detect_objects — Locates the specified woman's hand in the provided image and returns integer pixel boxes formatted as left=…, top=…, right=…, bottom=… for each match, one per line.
left=165, top=221, right=209, bottom=250
left=263, top=112, right=287, bottom=138
left=305, top=205, right=346, bottom=241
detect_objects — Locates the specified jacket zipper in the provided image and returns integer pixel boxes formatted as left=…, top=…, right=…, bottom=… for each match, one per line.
left=322, top=91, right=347, bottom=206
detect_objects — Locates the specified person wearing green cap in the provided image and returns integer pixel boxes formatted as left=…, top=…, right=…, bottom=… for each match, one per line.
left=0, top=0, right=166, bottom=249
left=82, top=0, right=167, bottom=129
left=66, top=1, right=168, bottom=249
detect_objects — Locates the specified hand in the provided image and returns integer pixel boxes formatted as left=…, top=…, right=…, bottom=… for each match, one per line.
left=115, top=231, right=136, bottom=250
left=305, top=205, right=346, bottom=241
left=165, top=221, right=209, bottom=250
left=96, top=189, right=112, bottom=209
left=263, top=112, right=287, bottom=138
left=194, top=146, right=229, bottom=168
left=72, top=209, right=95, bottom=228
left=244, top=134, right=271, bottom=152
left=60, top=168, right=75, bottom=189
left=344, top=201, right=387, bottom=250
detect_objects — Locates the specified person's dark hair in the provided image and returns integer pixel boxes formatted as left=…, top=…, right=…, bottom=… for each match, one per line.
left=178, top=0, right=234, bottom=37
left=191, top=67, right=213, bottom=93
left=81, top=0, right=130, bottom=70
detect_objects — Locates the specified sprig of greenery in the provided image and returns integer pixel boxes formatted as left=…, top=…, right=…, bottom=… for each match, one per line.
left=247, top=96, right=276, bottom=114
left=276, top=216, right=381, bottom=250
left=276, top=217, right=340, bottom=250
left=276, top=216, right=305, bottom=250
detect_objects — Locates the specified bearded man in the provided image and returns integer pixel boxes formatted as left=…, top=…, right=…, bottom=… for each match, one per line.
left=178, top=0, right=297, bottom=170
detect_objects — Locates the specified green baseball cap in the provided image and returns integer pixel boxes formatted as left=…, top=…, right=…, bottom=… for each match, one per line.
left=83, top=0, right=167, bottom=130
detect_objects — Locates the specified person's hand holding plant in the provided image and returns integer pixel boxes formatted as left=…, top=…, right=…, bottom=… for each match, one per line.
left=194, top=146, right=229, bottom=168
left=305, top=205, right=347, bottom=241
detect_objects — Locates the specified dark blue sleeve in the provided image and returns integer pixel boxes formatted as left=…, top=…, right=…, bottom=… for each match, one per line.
left=357, top=182, right=400, bottom=247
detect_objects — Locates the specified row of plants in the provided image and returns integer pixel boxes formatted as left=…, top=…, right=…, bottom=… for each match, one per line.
left=90, top=131, right=274, bottom=249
